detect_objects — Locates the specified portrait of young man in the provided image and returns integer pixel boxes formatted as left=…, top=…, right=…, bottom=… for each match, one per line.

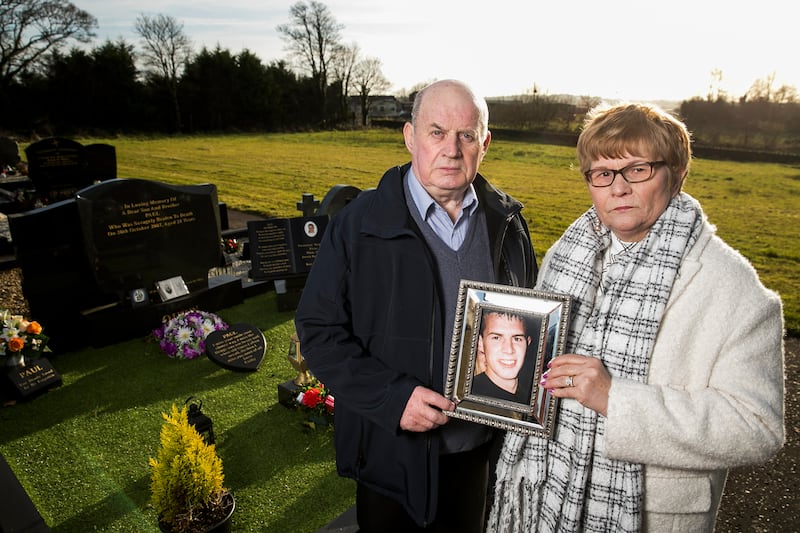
left=472, top=310, right=534, bottom=403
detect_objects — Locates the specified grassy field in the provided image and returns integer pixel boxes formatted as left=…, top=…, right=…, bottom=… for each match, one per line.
left=2, top=130, right=795, bottom=532
left=76, top=129, right=799, bottom=335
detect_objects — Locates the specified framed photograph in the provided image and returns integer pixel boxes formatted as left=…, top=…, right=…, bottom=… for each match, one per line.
left=444, top=280, right=571, bottom=438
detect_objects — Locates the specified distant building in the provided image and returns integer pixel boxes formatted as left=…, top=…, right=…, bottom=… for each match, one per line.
left=347, top=95, right=410, bottom=123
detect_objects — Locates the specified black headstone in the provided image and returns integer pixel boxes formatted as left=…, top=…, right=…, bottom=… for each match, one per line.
left=316, top=184, right=362, bottom=217
left=9, top=179, right=242, bottom=349
left=83, top=143, right=117, bottom=182
left=8, top=198, right=110, bottom=350
left=24, top=137, right=92, bottom=202
left=0, top=136, right=21, bottom=168
left=247, top=215, right=328, bottom=280
left=76, top=178, right=222, bottom=297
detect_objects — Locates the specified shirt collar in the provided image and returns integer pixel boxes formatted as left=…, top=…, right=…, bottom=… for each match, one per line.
left=405, top=167, right=479, bottom=220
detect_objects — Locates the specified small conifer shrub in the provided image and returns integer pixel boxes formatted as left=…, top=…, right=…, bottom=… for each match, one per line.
left=149, top=404, right=232, bottom=532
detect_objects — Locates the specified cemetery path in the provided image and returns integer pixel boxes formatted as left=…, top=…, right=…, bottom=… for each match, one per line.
left=0, top=209, right=796, bottom=530
left=225, top=208, right=265, bottom=228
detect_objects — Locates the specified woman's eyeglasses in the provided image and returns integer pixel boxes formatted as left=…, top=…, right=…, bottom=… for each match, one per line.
left=584, top=161, right=666, bottom=187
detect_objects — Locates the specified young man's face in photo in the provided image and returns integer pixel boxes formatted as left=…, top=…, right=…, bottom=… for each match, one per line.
left=478, top=312, right=530, bottom=391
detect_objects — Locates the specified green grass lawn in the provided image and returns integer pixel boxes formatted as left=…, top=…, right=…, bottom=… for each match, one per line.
left=79, top=130, right=800, bottom=335
left=2, top=130, right=797, bottom=531
left=1, top=292, right=354, bottom=532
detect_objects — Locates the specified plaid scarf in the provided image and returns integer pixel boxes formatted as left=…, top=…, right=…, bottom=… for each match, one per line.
left=487, top=193, right=704, bottom=533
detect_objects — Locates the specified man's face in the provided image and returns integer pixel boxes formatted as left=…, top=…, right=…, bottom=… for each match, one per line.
left=402, top=83, right=490, bottom=202
left=478, top=312, right=530, bottom=388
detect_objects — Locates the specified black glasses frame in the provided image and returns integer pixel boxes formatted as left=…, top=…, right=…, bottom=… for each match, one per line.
left=584, top=161, right=667, bottom=187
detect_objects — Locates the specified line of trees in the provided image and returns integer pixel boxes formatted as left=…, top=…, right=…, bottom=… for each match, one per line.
left=2, top=0, right=799, bottom=154
left=0, top=0, right=393, bottom=135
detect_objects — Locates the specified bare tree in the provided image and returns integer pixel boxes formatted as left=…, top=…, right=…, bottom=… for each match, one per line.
left=277, top=0, right=343, bottom=120
left=578, top=95, right=601, bottom=110
left=135, top=13, right=192, bottom=131
left=744, top=72, right=777, bottom=102
left=742, top=72, right=799, bottom=105
left=707, top=68, right=728, bottom=102
left=331, top=41, right=359, bottom=117
left=0, top=0, right=96, bottom=88
left=352, top=57, right=390, bottom=126
left=772, top=84, right=798, bottom=104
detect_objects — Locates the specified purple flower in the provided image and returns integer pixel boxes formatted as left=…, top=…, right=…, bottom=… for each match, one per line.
left=153, top=310, right=229, bottom=360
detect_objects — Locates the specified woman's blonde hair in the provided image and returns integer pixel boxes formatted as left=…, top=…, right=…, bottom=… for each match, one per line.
left=577, top=103, right=692, bottom=194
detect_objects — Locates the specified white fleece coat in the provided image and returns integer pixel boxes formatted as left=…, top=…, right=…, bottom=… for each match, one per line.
left=603, top=221, right=785, bottom=531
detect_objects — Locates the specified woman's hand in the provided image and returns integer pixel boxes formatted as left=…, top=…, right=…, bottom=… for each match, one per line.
left=541, top=354, right=611, bottom=416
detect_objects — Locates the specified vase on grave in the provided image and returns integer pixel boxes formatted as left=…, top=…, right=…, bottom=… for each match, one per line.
left=5, top=353, right=25, bottom=367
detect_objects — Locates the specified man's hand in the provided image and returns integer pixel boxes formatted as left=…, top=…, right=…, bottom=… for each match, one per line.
left=399, top=386, right=455, bottom=432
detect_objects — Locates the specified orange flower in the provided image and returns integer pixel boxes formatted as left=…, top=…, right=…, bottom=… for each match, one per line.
left=26, top=321, right=42, bottom=335
left=7, top=337, right=24, bottom=352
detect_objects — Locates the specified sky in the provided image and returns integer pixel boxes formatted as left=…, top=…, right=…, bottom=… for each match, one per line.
left=72, top=0, right=799, bottom=103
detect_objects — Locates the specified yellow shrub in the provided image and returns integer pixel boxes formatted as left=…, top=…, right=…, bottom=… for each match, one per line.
left=149, top=404, right=227, bottom=531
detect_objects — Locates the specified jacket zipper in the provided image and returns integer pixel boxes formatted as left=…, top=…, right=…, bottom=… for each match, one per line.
left=423, top=269, right=436, bottom=527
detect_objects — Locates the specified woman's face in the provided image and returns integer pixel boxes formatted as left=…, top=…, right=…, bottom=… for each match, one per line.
left=587, top=154, right=674, bottom=242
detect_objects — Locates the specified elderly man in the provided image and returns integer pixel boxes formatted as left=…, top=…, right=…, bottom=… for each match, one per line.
left=295, top=79, right=537, bottom=532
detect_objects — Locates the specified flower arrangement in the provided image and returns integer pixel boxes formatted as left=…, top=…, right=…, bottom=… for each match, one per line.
left=296, top=379, right=335, bottom=427
left=0, top=309, right=49, bottom=363
left=153, top=310, right=228, bottom=360
left=222, top=237, right=239, bottom=255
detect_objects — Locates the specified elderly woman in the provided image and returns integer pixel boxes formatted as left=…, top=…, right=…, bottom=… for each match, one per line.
left=487, top=103, right=784, bottom=532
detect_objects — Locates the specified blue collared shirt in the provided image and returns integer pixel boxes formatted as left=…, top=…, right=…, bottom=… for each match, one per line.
left=405, top=168, right=479, bottom=251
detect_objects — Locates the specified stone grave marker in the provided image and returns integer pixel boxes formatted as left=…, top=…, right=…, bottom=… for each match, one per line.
left=3, top=358, right=62, bottom=401
left=24, top=137, right=118, bottom=203
left=247, top=215, right=329, bottom=280
left=24, top=137, right=90, bottom=201
left=76, top=178, right=221, bottom=298
left=246, top=186, right=362, bottom=311
left=316, top=184, right=362, bottom=217
left=205, top=323, right=266, bottom=371
left=8, top=178, right=242, bottom=350
left=83, top=143, right=117, bottom=183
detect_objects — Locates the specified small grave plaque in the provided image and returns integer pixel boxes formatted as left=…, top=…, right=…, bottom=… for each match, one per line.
left=205, top=323, right=266, bottom=372
left=3, top=358, right=62, bottom=400
left=248, top=215, right=328, bottom=280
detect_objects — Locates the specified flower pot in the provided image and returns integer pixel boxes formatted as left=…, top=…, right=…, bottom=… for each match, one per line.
left=158, top=492, right=235, bottom=533
left=5, top=353, right=25, bottom=367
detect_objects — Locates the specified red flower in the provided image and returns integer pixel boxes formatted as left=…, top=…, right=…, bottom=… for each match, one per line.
left=301, top=387, right=323, bottom=408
